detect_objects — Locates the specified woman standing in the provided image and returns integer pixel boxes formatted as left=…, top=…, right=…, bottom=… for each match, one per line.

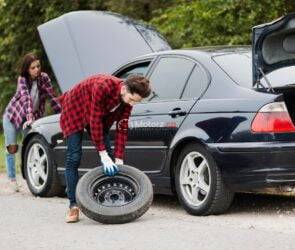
left=2, top=53, right=61, bottom=191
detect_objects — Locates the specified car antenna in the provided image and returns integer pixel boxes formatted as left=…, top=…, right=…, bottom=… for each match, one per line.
left=258, top=67, right=275, bottom=93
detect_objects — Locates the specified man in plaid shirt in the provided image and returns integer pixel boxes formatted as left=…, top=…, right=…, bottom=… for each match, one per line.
left=59, top=74, right=151, bottom=223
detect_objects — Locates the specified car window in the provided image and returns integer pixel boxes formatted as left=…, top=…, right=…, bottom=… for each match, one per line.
left=181, top=65, right=209, bottom=99
left=147, top=57, right=195, bottom=102
left=213, top=53, right=252, bottom=88
left=213, top=52, right=295, bottom=88
left=116, top=61, right=151, bottom=80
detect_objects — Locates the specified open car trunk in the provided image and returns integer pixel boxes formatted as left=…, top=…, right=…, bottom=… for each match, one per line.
left=252, top=13, right=295, bottom=124
left=271, top=87, right=295, bottom=123
left=252, top=13, right=295, bottom=87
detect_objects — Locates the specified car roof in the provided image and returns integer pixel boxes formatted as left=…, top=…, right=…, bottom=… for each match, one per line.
left=129, top=45, right=251, bottom=61
left=185, top=45, right=251, bottom=55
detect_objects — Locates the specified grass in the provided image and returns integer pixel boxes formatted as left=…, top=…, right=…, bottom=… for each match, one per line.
left=0, top=133, right=21, bottom=174
left=0, top=133, right=5, bottom=172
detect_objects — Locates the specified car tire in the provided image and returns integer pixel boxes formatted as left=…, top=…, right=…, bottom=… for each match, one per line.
left=76, top=165, right=153, bottom=224
left=24, top=135, right=64, bottom=197
left=175, top=143, right=234, bottom=215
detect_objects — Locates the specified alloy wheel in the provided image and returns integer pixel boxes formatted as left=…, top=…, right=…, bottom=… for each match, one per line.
left=26, top=143, right=48, bottom=191
left=179, top=151, right=211, bottom=207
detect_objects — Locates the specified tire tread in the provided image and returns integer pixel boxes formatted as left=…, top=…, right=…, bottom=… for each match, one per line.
left=24, top=135, right=64, bottom=197
left=175, top=143, right=234, bottom=216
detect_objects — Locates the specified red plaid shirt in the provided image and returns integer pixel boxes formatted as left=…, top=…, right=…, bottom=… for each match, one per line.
left=5, top=72, right=61, bottom=129
left=59, top=74, right=132, bottom=159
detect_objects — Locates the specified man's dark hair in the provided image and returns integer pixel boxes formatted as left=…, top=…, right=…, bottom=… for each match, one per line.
left=124, top=75, right=151, bottom=98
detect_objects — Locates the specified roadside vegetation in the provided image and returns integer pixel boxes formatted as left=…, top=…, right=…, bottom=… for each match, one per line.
left=0, top=0, right=294, bottom=172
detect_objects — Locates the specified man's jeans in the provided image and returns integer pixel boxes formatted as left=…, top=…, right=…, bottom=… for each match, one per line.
left=65, top=130, right=113, bottom=208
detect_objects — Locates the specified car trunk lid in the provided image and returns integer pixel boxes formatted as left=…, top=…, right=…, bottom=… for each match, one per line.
left=252, top=13, right=295, bottom=87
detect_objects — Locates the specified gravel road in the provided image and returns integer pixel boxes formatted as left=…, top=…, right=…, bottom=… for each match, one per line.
left=1, top=174, right=295, bottom=250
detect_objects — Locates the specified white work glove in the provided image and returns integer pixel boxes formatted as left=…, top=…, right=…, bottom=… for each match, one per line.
left=115, top=158, right=123, bottom=165
left=99, top=150, right=119, bottom=176
left=22, top=119, right=33, bottom=130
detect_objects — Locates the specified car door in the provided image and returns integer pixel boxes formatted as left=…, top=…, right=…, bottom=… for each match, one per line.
left=123, top=56, right=199, bottom=173
left=53, top=59, right=154, bottom=172
left=75, top=59, right=154, bottom=171
left=53, top=58, right=210, bottom=173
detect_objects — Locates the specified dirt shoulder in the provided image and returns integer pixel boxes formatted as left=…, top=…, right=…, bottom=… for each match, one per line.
left=1, top=174, right=295, bottom=250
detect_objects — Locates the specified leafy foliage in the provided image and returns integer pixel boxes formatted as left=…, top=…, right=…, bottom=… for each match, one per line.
left=0, top=0, right=294, bottom=131
left=151, top=0, right=295, bottom=48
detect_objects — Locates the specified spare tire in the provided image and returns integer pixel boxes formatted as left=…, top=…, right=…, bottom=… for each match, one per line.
left=76, top=165, right=153, bottom=224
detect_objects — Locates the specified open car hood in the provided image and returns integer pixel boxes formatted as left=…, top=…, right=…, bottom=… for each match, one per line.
left=38, top=11, right=171, bottom=92
left=252, top=13, right=295, bottom=86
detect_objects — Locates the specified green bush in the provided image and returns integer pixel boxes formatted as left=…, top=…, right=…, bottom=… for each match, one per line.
left=1, top=0, right=295, bottom=129
left=0, top=0, right=176, bottom=131
left=151, top=0, right=295, bottom=48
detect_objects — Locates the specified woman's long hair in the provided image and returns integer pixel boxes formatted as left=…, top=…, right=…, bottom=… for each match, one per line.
left=19, top=53, right=40, bottom=82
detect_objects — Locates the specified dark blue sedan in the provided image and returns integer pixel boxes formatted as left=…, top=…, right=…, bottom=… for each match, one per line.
left=21, top=12, right=295, bottom=215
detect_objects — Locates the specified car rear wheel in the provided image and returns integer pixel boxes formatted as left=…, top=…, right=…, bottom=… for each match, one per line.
left=175, top=143, right=234, bottom=215
left=76, top=165, right=153, bottom=224
left=24, top=135, right=64, bottom=197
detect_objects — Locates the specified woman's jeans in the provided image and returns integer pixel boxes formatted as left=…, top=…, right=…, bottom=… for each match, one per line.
left=65, top=130, right=113, bottom=208
left=2, top=115, right=21, bottom=180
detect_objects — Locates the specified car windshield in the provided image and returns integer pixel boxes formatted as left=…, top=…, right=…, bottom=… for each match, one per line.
left=213, top=52, right=295, bottom=88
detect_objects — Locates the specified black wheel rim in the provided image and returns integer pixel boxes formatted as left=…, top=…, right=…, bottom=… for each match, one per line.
left=89, top=174, right=140, bottom=207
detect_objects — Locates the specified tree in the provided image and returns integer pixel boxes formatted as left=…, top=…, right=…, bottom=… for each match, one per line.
left=0, top=0, right=172, bottom=122
left=1, top=0, right=295, bottom=129
left=151, top=0, right=295, bottom=48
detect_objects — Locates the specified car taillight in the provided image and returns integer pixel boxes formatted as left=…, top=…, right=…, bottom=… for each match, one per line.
left=251, top=102, right=295, bottom=133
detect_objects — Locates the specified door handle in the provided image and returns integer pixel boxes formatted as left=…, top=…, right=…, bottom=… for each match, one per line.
left=168, top=108, right=187, bottom=118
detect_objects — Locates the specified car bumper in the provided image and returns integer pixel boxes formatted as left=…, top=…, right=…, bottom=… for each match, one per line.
left=208, top=142, right=295, bottom=191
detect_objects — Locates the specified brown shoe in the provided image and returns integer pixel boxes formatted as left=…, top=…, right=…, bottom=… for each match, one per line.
left=66, top=206, right=80, bottom=223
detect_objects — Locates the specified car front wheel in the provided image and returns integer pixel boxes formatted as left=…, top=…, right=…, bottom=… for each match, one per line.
left=24, top=135, right=64, bottom=197
left=175, top=143, right=234, bottom=215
